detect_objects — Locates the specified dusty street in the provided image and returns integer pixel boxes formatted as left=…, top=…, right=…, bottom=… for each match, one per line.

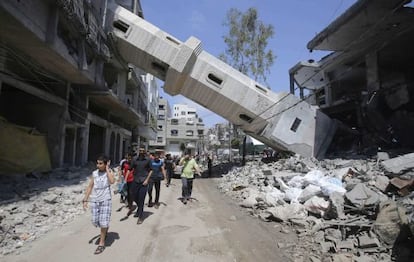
left=5, top=177, right=295, bottom=262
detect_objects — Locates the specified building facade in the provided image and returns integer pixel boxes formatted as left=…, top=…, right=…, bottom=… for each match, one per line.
left=0, top=0, right=155, bottom=173
left=149, top=102, right=206, bottom=157
left=148, top=96, right=169, bottom=153
left=289, top=0, right=414, bottom=155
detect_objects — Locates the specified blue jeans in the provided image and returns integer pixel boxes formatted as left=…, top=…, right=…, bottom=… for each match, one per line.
left=181, top=177, right=194, bottom=200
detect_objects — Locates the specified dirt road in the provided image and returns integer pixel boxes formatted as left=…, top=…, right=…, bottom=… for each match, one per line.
left=6, top=177, right=295, bottom=262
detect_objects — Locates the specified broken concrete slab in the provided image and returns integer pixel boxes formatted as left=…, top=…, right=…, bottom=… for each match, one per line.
left=373, top=175, right=390, bottom=192
left=345, top=183, right=381, bottom=207
left=381, top=153, right=414, bottom=174
left=265, top=203, right=307, bottom=222
left=336, top=239, right=355, bottom=251
left=358, top=234, right=380, bottom=249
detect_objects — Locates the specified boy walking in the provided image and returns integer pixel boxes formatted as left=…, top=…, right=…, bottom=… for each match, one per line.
left=147, top=152, right=167, bottom=208
left=82, top=155, right=115, bottom=255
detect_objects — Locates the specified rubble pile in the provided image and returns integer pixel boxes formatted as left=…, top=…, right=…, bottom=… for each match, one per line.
left=0, top=167, right=91, bottom=256
left=218, top=153, right=414, bottom=262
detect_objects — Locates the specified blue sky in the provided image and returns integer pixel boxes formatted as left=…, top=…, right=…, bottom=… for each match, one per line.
left=141, top=0, right=357, bottom=127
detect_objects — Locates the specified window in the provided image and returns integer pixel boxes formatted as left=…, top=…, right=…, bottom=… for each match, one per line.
left=186, top=130, right=194, bottom=136
left=181, top=111, right=186, bottom=116
left=159, top=105, right=165, bottom=110
left=157, top=125, right=163, bottom=131
left=171, top=119, right=178, bottom=125
left=290, top=118, right=302, bottom=132
left=171, top=130, right=178, bottom=136
left=157, top=137, right=163, bottom=143
left=207, top=73, right=223, bottom=86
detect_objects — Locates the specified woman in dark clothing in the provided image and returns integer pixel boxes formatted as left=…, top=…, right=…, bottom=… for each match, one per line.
left=164, top=153, right=175, bottom=187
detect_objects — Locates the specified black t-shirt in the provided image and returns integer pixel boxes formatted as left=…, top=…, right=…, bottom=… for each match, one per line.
left=164, top=158, right=174, bottom=171
left=131, top=155, right=150, bottom=183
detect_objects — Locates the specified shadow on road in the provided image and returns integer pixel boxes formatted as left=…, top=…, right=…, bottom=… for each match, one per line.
left=88, top=231, right=120, bottom=247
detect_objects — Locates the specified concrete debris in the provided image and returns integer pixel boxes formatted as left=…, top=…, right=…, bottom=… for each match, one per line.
left=336, top=239, right=355, bottom=251
left=303, top=196, right=330, bottom=217
left=377, top=152, right=390, bottom=162
left=357, top=233, right=380, bottom=249
left=380, top=153, right=414, bottom=174
left=331, top=253, right=353, bottom=262
left=0, top=167, right=91, bottom=256
left=264, top=203, right=307, bottom=222
left=327, top=192, right=346, bottom=219
left=298, top=184, right=322, bottom=203
left=373, top=175, right=390, bottom=192
left=373, top=200, right=409, bottom=246
left=320, top=241, right=333, bottom=253
left=354, top=254, right=376, bottom=262
left=217, top=153, right=414, bottom=261
left=388, top=177, right=414, bottom=196
left=344, top=183, right=381, bottom=208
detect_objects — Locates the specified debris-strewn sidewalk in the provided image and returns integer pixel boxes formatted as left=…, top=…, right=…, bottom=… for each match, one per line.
left=0, top=167, right=93, bottom=257
left=217, top=153, right=414, bottom=262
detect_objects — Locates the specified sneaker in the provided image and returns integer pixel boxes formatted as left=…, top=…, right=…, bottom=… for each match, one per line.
left=137, top=218, right=143, bottom=224
left=133, top=213, right=139, bottom=218
left=148, top=202, right=154, bottom=207
left=127, top=209, right=133, bottom=216
left=182, top=199, right=187, bottom=205
left=154, top=203, right=159, bottom=209
left=166, top=183, right=169, bottom=187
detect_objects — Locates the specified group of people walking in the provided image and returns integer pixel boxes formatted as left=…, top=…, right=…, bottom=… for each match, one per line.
left=82, top=149, right=202, bottom=255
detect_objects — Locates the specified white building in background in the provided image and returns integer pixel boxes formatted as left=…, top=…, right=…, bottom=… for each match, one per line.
left=167, top=104, right=205, bottom=157
left=148, top=97, right=170, bottom=153
left=137, top=73, right=158, bottom=149
left=172, top=104, right=197, bottom=121
left=148, top=101, right=206, bottom=157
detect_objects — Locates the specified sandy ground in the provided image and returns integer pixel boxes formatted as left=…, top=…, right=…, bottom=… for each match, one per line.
left=5, top=177, right=295, bottom=262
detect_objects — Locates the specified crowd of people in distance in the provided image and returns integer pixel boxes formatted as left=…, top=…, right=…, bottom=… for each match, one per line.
left=82, top=148, right=208, bottom=255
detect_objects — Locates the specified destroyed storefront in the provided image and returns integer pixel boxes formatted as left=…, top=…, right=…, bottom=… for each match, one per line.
left=0, top=1, right=146, bottom=174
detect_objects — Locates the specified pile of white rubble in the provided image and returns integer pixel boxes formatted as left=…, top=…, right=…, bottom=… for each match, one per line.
left=217, top=153, right=414, bottom=262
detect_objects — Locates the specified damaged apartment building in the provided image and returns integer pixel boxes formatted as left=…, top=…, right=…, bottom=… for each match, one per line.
left=0, top=0, right=157, bottom=174
left=289, top=0, right=414, bottom=157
